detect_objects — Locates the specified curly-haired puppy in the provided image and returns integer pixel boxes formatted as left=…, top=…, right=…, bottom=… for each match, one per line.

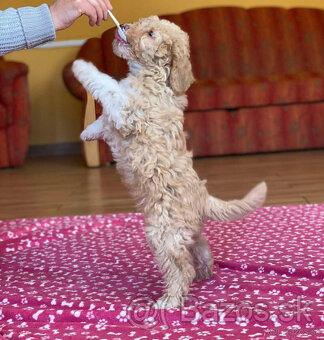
left=72, top=16, right=267, bottom=309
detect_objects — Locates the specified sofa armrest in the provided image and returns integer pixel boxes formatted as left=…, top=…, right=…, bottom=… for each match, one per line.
left=0, top=60, right=28, bottom=78
left=83, top=91, right=100, bottom=167
left=0, top=58, right=30, bottom=167
left=62, top=61, right=86, bottom=101
left=0, top=59, right=28, bottom=109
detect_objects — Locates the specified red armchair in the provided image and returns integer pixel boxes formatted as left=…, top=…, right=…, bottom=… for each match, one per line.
left=0, top=57, right=30, bottom=168
left=64, top=7, right=324, bottom=166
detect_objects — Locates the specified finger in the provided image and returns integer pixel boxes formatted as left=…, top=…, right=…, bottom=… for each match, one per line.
left=89, top=0, right=104, bottom=26
left=96, top=7, right=103, bottom=26
left=81, top=2, right=98, bottom=26
left=96, top=0, right=108, bottom=22
left=101, top=0, right=108, bottom=20
left=102, top=0, right=113, bottom=10
left=107, top=1, right=113, bottom=10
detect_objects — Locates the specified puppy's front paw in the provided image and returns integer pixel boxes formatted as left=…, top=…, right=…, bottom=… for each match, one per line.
left=80, top=125, right=100, bottom=141
left=72, top=60, right=95, bottom=83
left=80, top=130, right=94, bottom=142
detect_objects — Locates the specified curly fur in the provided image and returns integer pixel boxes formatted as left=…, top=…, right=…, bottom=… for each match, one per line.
left=72, top=16, right=267, bottom=309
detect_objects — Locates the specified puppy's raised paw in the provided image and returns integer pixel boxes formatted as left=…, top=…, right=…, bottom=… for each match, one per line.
left=72, top=60, right=95, bottom=83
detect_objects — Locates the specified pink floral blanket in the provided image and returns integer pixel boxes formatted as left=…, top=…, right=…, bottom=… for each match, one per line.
left=0, top=205, right=323, bottom=339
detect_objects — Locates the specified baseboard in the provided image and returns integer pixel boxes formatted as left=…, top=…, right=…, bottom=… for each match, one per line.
left=28, top=142, right=82, bottom=157
left=35, top=40, right=86, bottom=49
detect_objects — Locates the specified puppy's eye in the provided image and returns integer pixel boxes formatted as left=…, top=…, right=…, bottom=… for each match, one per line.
left=148, top=31, right=154, bottom=38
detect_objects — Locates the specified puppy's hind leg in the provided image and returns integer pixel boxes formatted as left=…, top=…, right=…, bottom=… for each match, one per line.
left=145, top=226, right=196, bottom=309
left=190, top=235, right=214, bottom=282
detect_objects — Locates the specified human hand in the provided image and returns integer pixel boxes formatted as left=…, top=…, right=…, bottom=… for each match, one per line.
left=49, top=0, right=113, bottom=30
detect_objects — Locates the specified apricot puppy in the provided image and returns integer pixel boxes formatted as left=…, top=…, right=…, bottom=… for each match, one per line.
left=72, top=16, right=267, bottom=309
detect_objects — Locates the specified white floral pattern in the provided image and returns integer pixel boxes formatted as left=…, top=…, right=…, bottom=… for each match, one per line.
left=0, top=204, right=323, bottom=339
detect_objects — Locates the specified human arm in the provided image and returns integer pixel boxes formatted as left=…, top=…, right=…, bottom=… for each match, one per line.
left=0, top=0, right=113, bottom=56
left=0, top=5, right=56, bottom=56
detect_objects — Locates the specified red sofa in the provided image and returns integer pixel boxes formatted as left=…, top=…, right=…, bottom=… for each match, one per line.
left=63, top=7, right=324, bottom=165
left=0, top=57, right=30, bottom=168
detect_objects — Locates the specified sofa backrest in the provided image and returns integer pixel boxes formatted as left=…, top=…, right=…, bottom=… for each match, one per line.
left=78, top=7, right=324, bottom=80
left=163, top=7, right=324, bottom=80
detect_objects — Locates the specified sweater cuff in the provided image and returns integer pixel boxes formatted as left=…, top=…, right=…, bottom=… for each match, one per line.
left=17, top=4, right=56, bottom=49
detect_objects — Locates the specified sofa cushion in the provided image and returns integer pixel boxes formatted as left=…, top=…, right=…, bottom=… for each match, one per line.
left=187, top=72, right=324, bottom=111
left=184, top=101, right=324, bottom=157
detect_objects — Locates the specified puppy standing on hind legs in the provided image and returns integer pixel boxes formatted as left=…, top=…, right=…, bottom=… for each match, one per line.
left=72, top=16, right=267, bottom=309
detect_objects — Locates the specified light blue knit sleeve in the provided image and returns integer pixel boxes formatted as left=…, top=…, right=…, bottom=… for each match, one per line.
left=0, top=4, right=56, bottom=56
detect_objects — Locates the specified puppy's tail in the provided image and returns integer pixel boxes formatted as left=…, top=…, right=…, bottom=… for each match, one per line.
left=205, top=182, right=267, bottom=222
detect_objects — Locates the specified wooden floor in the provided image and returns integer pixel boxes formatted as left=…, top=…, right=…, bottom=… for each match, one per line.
left=0, top=150, right=323, bottom=220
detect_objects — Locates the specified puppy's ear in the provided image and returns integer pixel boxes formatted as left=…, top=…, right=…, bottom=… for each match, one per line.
left=169, top=33, right=195, bottom=95
left=155, top=41, right=171, bottom=59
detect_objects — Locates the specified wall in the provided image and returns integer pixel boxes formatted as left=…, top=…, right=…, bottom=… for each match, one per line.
left=2, top=0, right=324, bottom=146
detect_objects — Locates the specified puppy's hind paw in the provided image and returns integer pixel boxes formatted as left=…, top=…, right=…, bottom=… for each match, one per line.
left=153, top=294, right=184, bottom=309
left=194, top=266, right=213, bottom=282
